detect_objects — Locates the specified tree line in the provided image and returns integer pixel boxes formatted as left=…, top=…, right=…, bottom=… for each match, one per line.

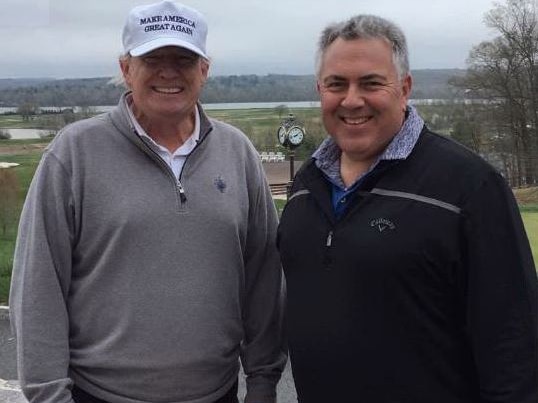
left=0, top=70, right=463, bottom=108
left=452, top=0, right=538, bottom=187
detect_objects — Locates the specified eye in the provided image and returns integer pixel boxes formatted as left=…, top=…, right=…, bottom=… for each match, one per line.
left=142, top=56, right=160, bottom=65
left=323, top=81, right=347, bottom=92
left=176, top=56, right=197, bottom=66
left=362, top=81, right=384, bottom=90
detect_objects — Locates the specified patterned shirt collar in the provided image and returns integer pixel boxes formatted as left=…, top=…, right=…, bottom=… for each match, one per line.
left=313, top=105, right=424, bottom=188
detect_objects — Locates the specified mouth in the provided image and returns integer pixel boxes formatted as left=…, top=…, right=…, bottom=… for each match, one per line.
left=340, top=115, right=372, bottom=125
left=152, top=86, right=183, bottom=94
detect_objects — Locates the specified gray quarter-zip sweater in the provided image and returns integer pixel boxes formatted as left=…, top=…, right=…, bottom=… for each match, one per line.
left=9, top=93, right=287, bottom=403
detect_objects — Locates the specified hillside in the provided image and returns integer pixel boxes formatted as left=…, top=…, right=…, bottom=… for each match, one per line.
left=0, top=78, right=53, bottom=91
left=0, top=69, right=466, bottom=107
left=411, top=69, right=466, bottom=99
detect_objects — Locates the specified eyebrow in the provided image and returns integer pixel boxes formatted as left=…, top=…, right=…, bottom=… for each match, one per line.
left=359, top=73, right=387, bottom=81
left=322, top=73, right=388, bottom=83
left=322, top=75, right=346, bottom=83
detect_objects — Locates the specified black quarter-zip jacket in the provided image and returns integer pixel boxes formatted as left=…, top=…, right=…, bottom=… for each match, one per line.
left=277, top=127, right=538, bottom=403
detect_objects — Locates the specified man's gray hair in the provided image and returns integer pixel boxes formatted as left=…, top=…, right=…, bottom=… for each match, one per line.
left=315, top=15, right=409, bottom=79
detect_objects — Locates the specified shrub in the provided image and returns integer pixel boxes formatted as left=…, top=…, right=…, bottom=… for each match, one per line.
left=0, top=129, right=11, bottom=140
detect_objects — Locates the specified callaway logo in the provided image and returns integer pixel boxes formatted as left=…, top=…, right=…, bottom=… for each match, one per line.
left=370, top=218, right=396, bottom=232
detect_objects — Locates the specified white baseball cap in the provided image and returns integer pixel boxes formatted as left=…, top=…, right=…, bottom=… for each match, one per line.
left=122, top=1, right=208, bottom=58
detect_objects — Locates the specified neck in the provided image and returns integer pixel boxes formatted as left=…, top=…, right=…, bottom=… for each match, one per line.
left=340, top=152, right=376, bottom=188
left=133, top=105, right=197, bottom=153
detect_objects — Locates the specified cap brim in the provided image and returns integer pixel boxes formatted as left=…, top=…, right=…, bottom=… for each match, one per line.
left=129, top=38, right=207, bottom=59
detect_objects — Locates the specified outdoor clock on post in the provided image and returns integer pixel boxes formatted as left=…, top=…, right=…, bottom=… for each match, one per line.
left=276, top=114, right=306, bottom=149
left=287, top=126, right=305, bottom=147
left=278, top=126, right=288, bottom=147
left=276, top=113, right=306, bottom=199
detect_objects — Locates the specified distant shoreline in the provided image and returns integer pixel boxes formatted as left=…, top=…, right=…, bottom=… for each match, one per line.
left=0, top=98, right=491, bottom=114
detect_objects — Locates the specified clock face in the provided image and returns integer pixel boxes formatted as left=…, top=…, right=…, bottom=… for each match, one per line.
left=288, top=126, right=305, bottom=146
left=277, top=126, right=288, bottom=145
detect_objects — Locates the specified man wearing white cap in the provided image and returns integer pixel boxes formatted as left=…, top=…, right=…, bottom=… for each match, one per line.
left=9, top=2, right=286, bottom=403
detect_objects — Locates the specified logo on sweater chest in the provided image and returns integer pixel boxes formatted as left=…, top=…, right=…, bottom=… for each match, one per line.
left=213, top=176, right=227, bottom=193
left=370, top=218, right=396, bottom=232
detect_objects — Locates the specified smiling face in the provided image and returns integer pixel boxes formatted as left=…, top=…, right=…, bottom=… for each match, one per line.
left=317, top=37, right=411, bottom=165
left=120, top=46, right=209, bottom=125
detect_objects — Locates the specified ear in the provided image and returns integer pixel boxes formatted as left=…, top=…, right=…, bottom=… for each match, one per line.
left=200, top=59, right=210, bottom=84
left=401, top=74, right=412, bottom=99
left=316, top=80, right=321, bottom=94
left=400, top=74, right=412, bottom=109
left=119, top=57, right=132, bottom=88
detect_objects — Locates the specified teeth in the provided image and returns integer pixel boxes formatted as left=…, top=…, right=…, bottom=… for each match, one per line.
left=342, top=116, right=370, bottom=125
left=154, top=87, right=182, bottom=94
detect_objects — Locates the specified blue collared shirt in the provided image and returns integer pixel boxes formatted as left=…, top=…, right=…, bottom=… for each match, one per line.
left=312, top=105, right=424, bottom=218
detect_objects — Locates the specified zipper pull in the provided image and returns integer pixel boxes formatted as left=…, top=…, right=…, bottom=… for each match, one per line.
left=326, top=231, right=333, bottom=247
left=178, top=182, right=187, bottom=203
left=324, top=230, right=333, bottom=270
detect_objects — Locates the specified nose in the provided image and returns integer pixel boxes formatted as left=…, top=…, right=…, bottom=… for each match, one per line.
left=340, top=84, right=365, bottom=109
left=158, top=62, right=181, bottom=79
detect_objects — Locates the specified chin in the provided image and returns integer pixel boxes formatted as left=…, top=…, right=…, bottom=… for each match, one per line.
left=337, top=138, right=373, bottom=154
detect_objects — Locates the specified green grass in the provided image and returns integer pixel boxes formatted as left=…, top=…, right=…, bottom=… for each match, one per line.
left=0, top=149, right=43, bottom=303
left=274, top=198, right=287, bottom=217
left=522, top=212, right=538, bottom=267
left=0, top=206, right=18, bottom=304
left=0, top=114, right=41, bottom=129
left=206, top=107, right=325, bottom=159
left=0, top=240, right=15, bottom=304
left=0, top=153, right=43, bottom=195
left=0, top=138, right=50, bottom=146
left=519, top=204, right=538, bottom=213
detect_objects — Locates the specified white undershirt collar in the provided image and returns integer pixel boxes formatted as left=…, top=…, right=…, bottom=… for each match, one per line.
left=125, top=94, right=200, bottom=178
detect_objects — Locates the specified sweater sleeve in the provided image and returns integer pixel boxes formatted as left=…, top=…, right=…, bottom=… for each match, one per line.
left=463, top=171, right=538, bottom=403
left=240, top=157, right=287, bottom=403
left=9, top=150, right=76, bottom=403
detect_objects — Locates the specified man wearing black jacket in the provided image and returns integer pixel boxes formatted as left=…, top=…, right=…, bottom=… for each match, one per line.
left=277, top=14, right=537, bottom=403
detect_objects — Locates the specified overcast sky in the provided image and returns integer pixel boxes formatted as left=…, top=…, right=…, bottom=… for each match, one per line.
left=0, top=0, right=499, bottom=79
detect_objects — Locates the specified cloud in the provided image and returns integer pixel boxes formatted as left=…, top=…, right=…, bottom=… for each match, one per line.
left=0, top=0, right=497, bottom=78
left=0, top=0, right=51, bottom=27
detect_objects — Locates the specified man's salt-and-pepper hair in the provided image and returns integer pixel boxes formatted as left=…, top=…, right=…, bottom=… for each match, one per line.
left=315, top=15, right=409, bottom=80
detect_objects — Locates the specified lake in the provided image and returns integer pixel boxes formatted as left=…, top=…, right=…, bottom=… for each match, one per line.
left=0, top=101, right=321, bottom=115
left=0, top=98, right=492, bottom=116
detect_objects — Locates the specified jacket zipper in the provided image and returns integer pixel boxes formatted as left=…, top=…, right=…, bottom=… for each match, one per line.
left=134, top=121, right=213, bottom=203
left=133, top=129, right=189, bottom=207
left=177, top=182, right=187, bottom=203
left=324, top=230, right=333, bottom=270
left=176, top=126, right=212, bottom=201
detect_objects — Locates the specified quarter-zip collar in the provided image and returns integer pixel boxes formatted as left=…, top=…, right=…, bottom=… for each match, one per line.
left=108, top=91, right=214, bottom=205
left=124, top=93, right=201, bottom=178
left=110, top=91, right=214, bottom=150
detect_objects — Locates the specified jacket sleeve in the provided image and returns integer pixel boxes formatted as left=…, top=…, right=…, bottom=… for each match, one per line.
left=9, top=150, right=76, bottom=403
left=240, top=157, right=287, bottom=403
left=463, top=170, right=538, bottom=403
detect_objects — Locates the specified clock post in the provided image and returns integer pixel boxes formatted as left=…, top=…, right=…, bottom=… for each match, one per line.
left=276, top=113, right=306, bottom=199
left=289, top=149, right=295, bottom=188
